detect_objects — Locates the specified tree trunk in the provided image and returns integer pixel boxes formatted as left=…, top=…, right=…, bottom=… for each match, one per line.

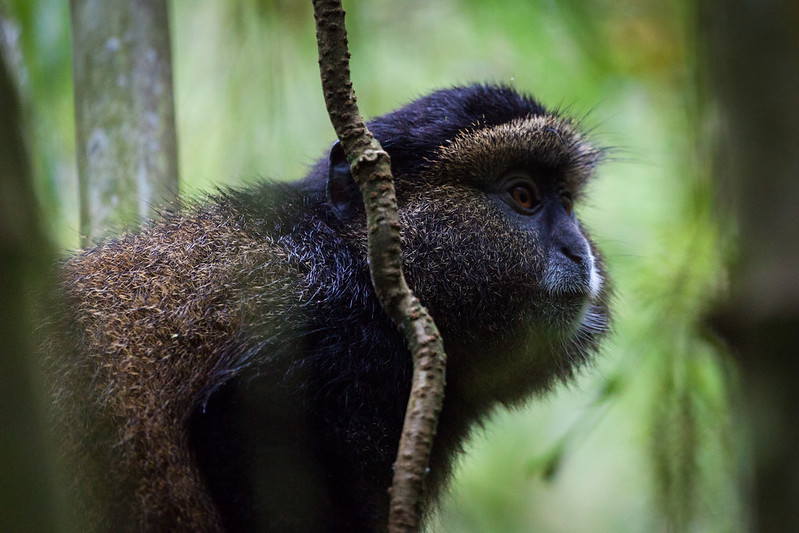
left=0, top=22, right=59, bottom=532
left=703, top=1, right=799, bottom=530
left=70, top=0, right=179, bottom=246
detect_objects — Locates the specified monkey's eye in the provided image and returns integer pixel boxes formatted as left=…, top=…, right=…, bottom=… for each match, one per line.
left=507, top=182, right=541, bottom=213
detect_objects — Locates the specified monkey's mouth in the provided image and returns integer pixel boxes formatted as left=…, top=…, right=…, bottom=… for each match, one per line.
left=534, top=293, right=606, bottom=342
left=538, top=261, right=604, bottom=335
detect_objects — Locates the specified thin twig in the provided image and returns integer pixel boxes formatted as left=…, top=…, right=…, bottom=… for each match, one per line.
left=311, top=1, right=447, bottom=530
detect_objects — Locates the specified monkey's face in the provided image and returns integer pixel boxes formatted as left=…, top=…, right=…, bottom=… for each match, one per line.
left=397, top=115, right=610, bottom=402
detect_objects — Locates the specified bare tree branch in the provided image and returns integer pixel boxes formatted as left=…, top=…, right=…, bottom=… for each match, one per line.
left=312, top=1, right=447, bottom=530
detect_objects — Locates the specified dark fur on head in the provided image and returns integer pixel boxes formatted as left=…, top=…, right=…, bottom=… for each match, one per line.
left=45, top=84, right=611, bottom=532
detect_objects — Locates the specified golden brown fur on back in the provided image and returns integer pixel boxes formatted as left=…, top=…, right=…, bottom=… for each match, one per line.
left=48, top=205, right=279, bottom=530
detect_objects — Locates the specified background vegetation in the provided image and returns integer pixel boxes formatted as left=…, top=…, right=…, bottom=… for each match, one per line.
left=1, top=0, right=741, bottom=531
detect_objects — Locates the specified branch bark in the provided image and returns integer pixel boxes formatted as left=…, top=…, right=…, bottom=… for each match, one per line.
left=70, top=0, right=179, bottom=246
left=312, top=1, right=447, bottom=531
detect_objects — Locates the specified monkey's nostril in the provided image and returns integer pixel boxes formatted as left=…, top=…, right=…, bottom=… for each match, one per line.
left=561, top=245, right=584, bottom=265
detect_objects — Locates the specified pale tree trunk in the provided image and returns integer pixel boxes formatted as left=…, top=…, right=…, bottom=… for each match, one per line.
left=703, top=0, right=799, bottom=530
left=70, top=0, right=179, bottom=246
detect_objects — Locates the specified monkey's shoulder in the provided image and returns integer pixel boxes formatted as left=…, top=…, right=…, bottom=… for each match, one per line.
left=55, top=195, right=320, bottom=393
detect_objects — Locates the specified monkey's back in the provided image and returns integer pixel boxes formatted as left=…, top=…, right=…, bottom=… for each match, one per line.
left=48, top=198, right=307, bottom=530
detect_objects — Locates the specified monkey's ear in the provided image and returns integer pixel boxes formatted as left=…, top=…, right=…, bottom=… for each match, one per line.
left=326, top=140, right=363, bottom=219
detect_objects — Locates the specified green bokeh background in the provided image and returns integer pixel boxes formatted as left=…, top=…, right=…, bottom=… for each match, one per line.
left=1, top=0, right=742, bottom=531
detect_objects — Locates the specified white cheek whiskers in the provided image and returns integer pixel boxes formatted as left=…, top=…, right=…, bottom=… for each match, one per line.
left=587, top=250, right=602, bottom=300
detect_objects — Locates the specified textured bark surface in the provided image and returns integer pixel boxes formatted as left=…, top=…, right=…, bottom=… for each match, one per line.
left=70, top=0, right=179, bottom=246
left=312, top=1, right=447, bottom=531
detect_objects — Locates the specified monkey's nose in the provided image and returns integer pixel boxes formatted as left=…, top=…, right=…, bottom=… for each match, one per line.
left=560, top=243, right=585, bottom=265
left=542, top=229, right=596, bottom=298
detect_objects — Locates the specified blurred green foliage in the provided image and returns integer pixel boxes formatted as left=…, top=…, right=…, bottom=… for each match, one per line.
left=2, top=0, right=742, bottom=531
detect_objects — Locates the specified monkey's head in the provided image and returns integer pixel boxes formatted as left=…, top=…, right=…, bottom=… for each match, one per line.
left=325, top=85, right=610, bottom=407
